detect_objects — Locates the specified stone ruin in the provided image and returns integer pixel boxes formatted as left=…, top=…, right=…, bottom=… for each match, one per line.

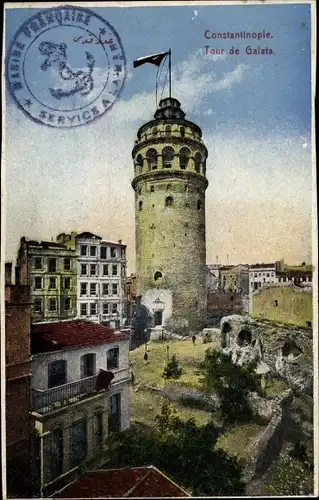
left=217, top=315, right=314, bottom=489
left=219, top=314, right=313, bottom=395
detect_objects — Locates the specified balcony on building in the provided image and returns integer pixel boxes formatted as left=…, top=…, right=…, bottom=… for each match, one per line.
left=31, top=320, right=131, bottom=416
left=32, top=367, right=129, bottom=415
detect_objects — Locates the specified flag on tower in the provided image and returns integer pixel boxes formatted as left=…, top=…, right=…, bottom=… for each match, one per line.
left=133, top=51, right=169, bottom=68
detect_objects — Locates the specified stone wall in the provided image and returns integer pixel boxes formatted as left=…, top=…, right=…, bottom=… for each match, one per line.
left=243, top=389, right=293, bottom=484
left=161, top=382, right=219, bottom=411
left=251, top=283, right=313, bottom=327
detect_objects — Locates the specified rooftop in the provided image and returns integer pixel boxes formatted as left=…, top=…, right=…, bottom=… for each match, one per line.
left=23, top=239, right=68, bottom=249
left=31, top=320, right=129, bottom=354
left=249, top=263, right=276, bottom=269
left=76, top=231, right=102, bottom=240
left=54, top=466, right=190, bottom=498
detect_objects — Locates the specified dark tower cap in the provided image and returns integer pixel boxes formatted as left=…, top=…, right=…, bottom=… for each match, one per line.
left=154, top=97, right=186, bottom=121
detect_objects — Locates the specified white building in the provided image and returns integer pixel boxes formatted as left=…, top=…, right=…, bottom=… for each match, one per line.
left=30, top=319, right=131, bottom=497
left=248, top=263, right=278, bottom=313
left=75, top=232, right=127, bottom=328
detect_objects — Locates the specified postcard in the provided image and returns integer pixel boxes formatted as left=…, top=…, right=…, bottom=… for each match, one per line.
left=2, top=0, right=317, bottom=498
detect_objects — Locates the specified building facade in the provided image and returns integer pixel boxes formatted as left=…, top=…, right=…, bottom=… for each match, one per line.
left=74, top=232, right=127, bottom=328
left=220, top=264, right=249, bottom=295
left=275, top=259, right=313, bottom=285
left=16, top=237, right=77, bottom=322
left=30, top=320, right=131, bottom=497
left=5, top=263, right=33, bottom=497
left=131, top=97, right=209, bottom=330
left=251, top=283, right=313, bottom=327
left=248, top=263, right=277, bottom=313
left=207, top=290, right=244, bottom=327
left=125, top=273, right=137, bottom=324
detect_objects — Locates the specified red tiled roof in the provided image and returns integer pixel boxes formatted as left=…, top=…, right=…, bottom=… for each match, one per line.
left=31, top=320, right=129, bottom=353
left=54, top=467, right=190, bottom=498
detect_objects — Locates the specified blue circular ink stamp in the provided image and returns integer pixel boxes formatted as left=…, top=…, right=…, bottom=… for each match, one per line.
left=6, top=5, right=127, bottom=128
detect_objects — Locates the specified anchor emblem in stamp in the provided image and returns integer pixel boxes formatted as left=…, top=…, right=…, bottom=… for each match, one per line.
left=6, top=5, right=127, bottom=128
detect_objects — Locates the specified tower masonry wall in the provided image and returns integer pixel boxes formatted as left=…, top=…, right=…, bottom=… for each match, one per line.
left=132, top=99, right=209, bottom=328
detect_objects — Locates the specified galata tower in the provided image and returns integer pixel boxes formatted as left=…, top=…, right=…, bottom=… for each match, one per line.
left=131, top=97, right=208, bottom=330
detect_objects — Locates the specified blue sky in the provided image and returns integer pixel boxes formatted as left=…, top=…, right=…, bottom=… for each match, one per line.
left=4, top=2, right=314, bottom=272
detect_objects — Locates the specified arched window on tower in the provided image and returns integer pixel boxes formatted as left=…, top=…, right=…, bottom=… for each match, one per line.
left=136, top=154, right=143, bottom=174
left=195, top=152, right=202, bottom=173
left=146, top=148, right=157, bottom=170
left=180, top=126, right=185, bottom=138
left=139, top=200, right=143, bottom=211
left=180, top=147, right=191, bottom=170
left=166, top=184, right=171, bottom=191
left=165, top=196, right=174, bottom=208
left=154, top=271, right=162, bottom=281
left=152, top=126, right=158, bottom=137
left=197, top=200, right=202, bottom=210
left=162, top=147, right=174, bottom=168
left=165, top=126, right=171, bottom=138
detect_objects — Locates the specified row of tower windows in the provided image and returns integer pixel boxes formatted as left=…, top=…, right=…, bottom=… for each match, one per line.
left=138, top=198, right=202, bottom=210
left=137, top=184, right=202, bottom=195
left=138, top=126, right=199, bottom=141
left=135, top=148, right=204, bottom=173
left=151, top=125, right=194, bottom=139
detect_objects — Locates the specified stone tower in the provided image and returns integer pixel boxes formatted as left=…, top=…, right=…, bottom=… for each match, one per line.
left=132, top=97, right=208, bottom=330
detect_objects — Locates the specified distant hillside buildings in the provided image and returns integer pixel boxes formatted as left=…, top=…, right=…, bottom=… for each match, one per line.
left=206, top=259, right=313, bottom=327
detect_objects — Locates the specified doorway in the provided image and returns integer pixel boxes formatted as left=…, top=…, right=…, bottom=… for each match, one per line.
left=108, top=394, right=121, bottom=433
left=154, top=310, right=163, bottom=326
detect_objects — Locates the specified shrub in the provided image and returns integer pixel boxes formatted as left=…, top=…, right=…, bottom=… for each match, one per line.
left=163, top=354, right=183, bottom=379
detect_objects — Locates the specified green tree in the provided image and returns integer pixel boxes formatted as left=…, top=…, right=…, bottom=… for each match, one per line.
left=200, top=349, right=263, bottom=423
left=108, top=402, right=245, bottom=496
left=162, top=354, right=183, bottom=379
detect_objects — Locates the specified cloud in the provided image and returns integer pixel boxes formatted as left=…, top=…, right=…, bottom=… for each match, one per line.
left=112, top=49, right=248, bottom=125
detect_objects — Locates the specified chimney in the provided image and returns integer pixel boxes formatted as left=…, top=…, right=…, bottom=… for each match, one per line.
left=5, top=262, right=12, bottom=285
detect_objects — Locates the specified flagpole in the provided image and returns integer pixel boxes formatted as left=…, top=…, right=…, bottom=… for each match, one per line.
left=168, top=48, right=172, bottom=98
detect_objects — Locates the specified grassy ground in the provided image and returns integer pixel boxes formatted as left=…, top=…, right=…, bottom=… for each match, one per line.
left=264, top=378, right=289, bottom=397
left=215, top=422, right=266, bottom=461
left=130, top=339, right=216, bottom=389
left=130, top=339, right=215, bottom=426
left=131, top=387, right=213, bottom=427
left=129, top=339, right=267, bottom=462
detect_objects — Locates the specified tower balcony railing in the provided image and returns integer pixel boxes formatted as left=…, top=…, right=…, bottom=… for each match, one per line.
left=31, top=367, right=130, bottom=415
left=137, top=131, right=204, bottom=143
